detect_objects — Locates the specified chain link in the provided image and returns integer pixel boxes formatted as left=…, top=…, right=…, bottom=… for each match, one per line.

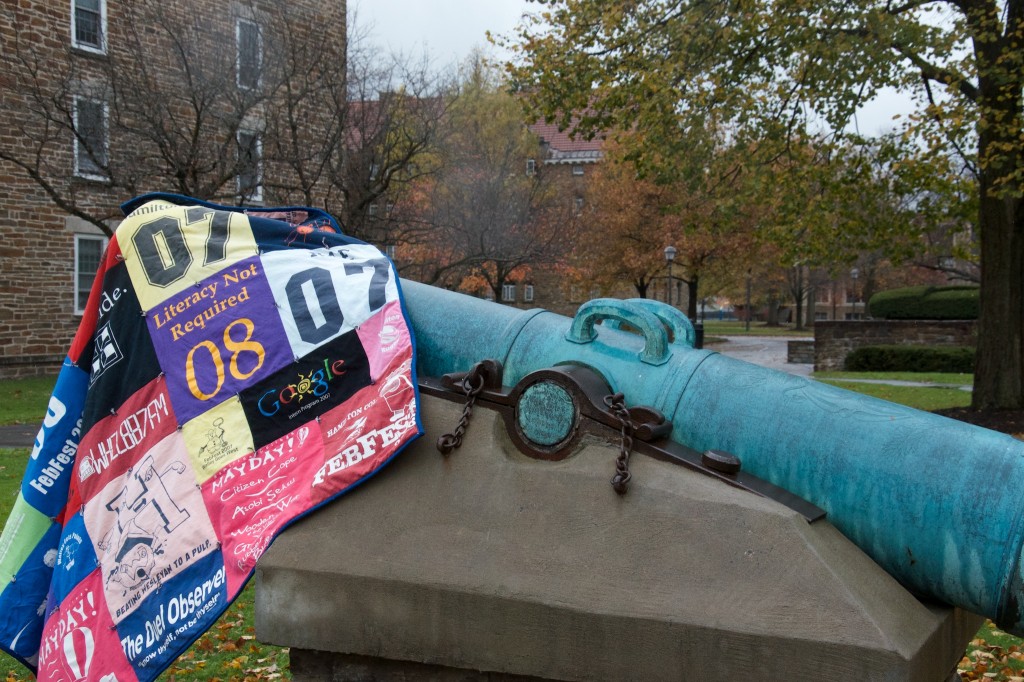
left=436, top=368, right=487, bottom=455
left=604, top=392, right=635, bottom=495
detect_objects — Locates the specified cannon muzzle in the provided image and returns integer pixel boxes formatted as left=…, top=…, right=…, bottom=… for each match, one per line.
left=401, top=280, right=1024, bottom=635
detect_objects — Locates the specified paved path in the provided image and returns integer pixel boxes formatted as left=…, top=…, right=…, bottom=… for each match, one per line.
left=0, top=424, right=37, bottom=449
left=706, top=335, right=813, bottom=377
left=707, top=336, right=972, bottom=390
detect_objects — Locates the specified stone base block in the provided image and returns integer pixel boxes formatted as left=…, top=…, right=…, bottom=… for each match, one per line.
left=257, top=396, right=981, bottom=682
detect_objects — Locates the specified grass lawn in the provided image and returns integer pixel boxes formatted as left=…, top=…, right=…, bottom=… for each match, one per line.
left=0, top=376, right=57, bottom=426
left=813, top=370, right=973, bottom=412
left=815, top=379, right=973, bottom=411
left=0, top=372, right=1015, bottom=680
left=814, top=370, right=973, bottom=386
left=701, top=320, right=813, bottom=337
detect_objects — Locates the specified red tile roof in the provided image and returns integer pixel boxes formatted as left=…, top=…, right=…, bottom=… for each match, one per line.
left=528, top=120, right=605, bottom=153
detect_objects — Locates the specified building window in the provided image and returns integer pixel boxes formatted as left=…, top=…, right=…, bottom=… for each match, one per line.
left=502, top=284, right=516, bottom=302
left=384, top=244, right=396, bottom=259
left=75, top=234, right=106, bottom=314
left=368, top=204, right=378, bottom=217
left=526, top=159, right=536, bottom=176
left=72, top=0, right=106, bottom=53
left=236, top=19, right=262, bottom=89
left=523, top=284, right=535, bottom=303
left=237, top=130, right=262, bottom=202
left=572, top=164, right=585, bottom=176
left=74, top=97, right=108, bottom=179
left=573, top=196, right=585, bottom=215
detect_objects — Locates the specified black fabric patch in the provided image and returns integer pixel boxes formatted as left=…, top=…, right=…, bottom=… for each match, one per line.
left=238, top=330, right=372, bottom=449
left=80, top=264, right=162, bottom=433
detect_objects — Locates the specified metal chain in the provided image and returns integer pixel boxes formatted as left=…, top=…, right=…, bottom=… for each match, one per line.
left=604, top=392, right=635, bottom=495
left=436, top=368, right=487, bottom=455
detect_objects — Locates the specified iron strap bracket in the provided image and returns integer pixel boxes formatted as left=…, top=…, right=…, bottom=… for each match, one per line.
left=420, top=360, right=825, bottom=523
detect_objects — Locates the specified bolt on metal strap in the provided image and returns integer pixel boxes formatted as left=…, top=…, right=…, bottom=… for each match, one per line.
left=436, top=365, right=488, bottom=455
left=604, top=392, right=635, bottom=495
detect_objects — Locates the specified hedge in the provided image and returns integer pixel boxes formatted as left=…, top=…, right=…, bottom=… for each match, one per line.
left=868, top=285, right=979, bottom=320
left=844, top=344, right=975, bottom=373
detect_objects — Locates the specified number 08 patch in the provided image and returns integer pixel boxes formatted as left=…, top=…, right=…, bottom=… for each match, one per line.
left=146, top=255, right=293, bottom=424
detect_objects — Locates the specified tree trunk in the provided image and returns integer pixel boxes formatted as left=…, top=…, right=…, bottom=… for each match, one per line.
left=971, top=30, right=1023, bottom=410
left=807, top=285, right=817, bottom=328
left=973, top=191, right=1023, bottom=409
left=687, top=277, right=699, bottom=321
left=793, top=267, right=805, bottom=331
left=766, top=290, right=780, bottom=326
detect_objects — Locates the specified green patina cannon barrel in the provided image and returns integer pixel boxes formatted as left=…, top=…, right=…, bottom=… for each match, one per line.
left=400, top=279, right=1024, bottom=636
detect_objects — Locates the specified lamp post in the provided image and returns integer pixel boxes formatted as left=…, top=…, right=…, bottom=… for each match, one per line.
left=850, top=267, right=860, bottom=320
left=664, top=245, right=676, bottom=307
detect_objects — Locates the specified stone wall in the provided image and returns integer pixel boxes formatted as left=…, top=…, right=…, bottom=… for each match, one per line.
left=814, top=320, right=977, bottom=371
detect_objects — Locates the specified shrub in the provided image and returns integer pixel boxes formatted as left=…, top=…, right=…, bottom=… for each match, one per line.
left=844, top=344, right=975, bottom=373
left=868, top=286, right=979, bottom=320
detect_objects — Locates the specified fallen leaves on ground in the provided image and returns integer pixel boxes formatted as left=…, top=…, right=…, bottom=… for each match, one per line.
left=959, top=623, right=1024, bottom=680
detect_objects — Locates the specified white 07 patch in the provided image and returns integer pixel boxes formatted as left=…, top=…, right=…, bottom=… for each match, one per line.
left=261, top=245, right=398, bottom=359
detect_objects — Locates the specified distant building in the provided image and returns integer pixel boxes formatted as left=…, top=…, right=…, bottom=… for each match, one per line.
left=528, top=119, right=604, bottom=215
left=500, top=120, right=606, bottom=315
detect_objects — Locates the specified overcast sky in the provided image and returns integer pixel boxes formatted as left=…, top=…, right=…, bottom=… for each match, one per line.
left=350, top=0, right=909, bottom=137
left=350, top=0, right=529, bottom=68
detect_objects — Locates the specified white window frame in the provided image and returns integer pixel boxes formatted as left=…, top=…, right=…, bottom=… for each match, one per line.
left=501, top=284, right=517, bottom=302
left=526, top=158, right=536, bottom=176
left=523, top=284, right=535, bottom=303
left=237, top=130, right=263, bottom=202
left=74, top=234, right=108, bottom=314
left=71, top=0, right=107, bottom=54
left=572, top=164, right=585, bottom=176
left=236, top=19, right=262, bottom=90
left=384, top=244, right=396, bottom=260
left=73, top=96, right=108, bottom=180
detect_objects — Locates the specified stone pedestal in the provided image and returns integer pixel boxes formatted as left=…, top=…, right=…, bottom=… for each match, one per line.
left=256, top=396, right=980, bottom=681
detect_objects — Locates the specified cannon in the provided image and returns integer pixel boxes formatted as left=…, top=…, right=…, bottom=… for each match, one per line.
left=255, top=280, right=1023, bottom=680
left=398, top=281, right=1024, bottom=633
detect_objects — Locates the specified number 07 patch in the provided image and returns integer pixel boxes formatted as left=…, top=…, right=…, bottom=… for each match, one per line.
left=119, top=204, right=258, bottom=312
left=261, top=245, right=399, bottom=359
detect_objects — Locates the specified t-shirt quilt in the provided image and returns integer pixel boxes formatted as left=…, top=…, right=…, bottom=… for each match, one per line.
left=0, top=193, right=422, bottom=681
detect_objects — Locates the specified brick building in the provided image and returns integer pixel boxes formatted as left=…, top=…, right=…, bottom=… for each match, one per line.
left=496, top=120, right=604, bottom=316
left=0, top=0, right=346, bottom=379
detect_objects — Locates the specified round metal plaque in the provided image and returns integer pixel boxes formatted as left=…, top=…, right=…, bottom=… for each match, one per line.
left=517, top=381, right=577, bottom=447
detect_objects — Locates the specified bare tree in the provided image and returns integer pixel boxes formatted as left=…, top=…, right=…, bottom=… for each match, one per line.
left=261, top=10, right=454, bottom=244
left=0, top=0, right=450, bottom=240
left=404, top=60, right=577, bottom=296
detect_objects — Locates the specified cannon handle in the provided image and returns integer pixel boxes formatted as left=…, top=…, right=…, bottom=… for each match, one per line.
left=565, top=299, right=671, bottom=365
left=622, top=299, right=696, bottom=348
